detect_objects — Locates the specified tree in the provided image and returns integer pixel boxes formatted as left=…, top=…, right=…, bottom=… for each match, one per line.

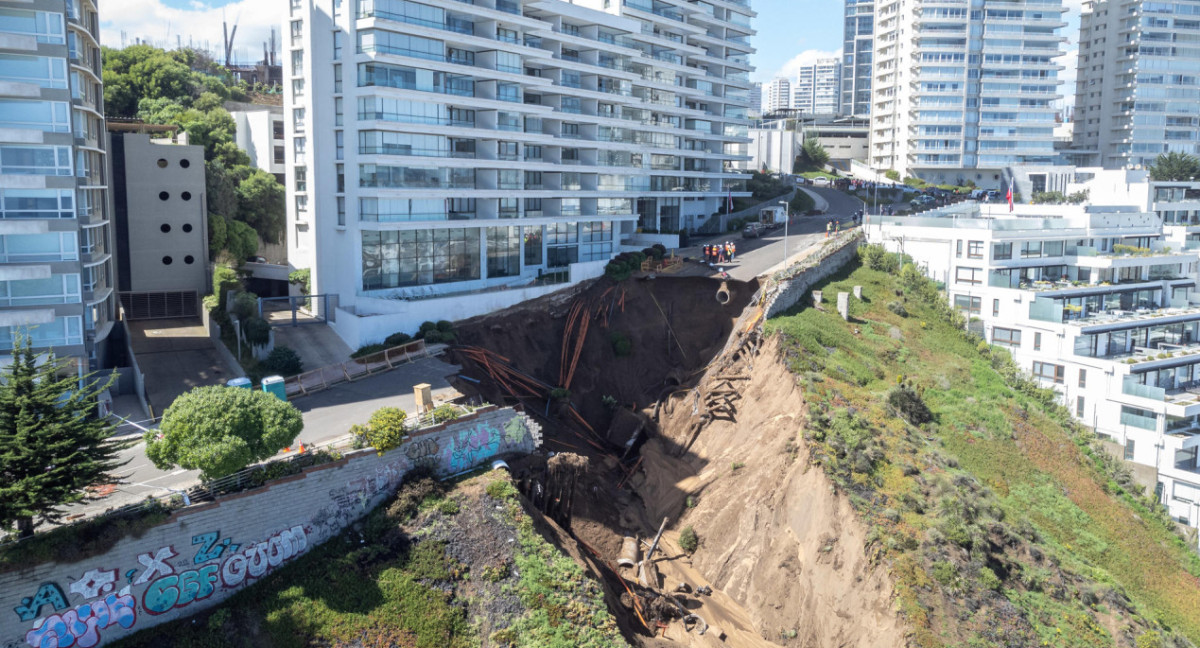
left=145, top=386, right=303, bottom=480
left=351, top=407, right=408, bottom=455
left=205, top=160, right=239, bottom=222
left=208, top=212, right=228, bottom=259
left=226, top=219, right=259, bottom=261
left=1148, top=152, right=1200, bottom=181
left=802, top=137, right=830, bottom=168
left=0, top=336, right=126, bottom=537
left=236, top=169, right=287, bottom=243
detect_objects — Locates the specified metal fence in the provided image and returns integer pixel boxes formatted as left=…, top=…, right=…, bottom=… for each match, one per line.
left=284, top=338, right=434, bottom=398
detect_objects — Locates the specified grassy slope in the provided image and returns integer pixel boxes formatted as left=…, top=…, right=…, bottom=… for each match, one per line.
left=112, top=472, right=624, bottom=648
left=765, top=249, right=1200, bottom=648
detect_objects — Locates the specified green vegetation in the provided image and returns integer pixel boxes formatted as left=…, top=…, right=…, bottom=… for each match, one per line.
left=679, top=525, right=699, bottom=553
left=351, top=407, right=409, bottom=455
left=885, top=169, right=901, bottom=181
left=766, top=244, right=1200, bottom=648
left=610, top=331, right=633, bottom=357
left=1148, top=151, right=1200, bottom=182
left=1033, top=190, right=1090, bottom=205
left=260, top=346, right=304, bottom=377
left=146, top=386, right=304, bottom=480
left=801, top=137, right=830, bottom=168
left=790, top=190, right=816, bottom=215
left=429, top=403, right=462, bottom=424
left=115, top=471, right=621, bottom=648
left=102, top=45, right=284, bottom=256
left=0, top=336, right=125, bottom=537
left=604, top=250, right=647, bottom=282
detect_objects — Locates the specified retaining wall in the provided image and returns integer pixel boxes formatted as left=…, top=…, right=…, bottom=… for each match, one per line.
left=0, top=407, right=541, bottom=648
left=764, top=232, right=864, bottom=319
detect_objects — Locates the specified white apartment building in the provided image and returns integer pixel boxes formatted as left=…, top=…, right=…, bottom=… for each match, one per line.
left=793, top=57, right=840, bottom=116
left=867, top=202, right=1200, bottom=534
left=869, top=0, right=1067, bottom=186
left=762, top=76, right=790, bottom=114
left=1073, top=0, right=1200, bottom=170
left=228, top=101, right=287, bottom=184
left=284, top=0, right=755, bottom=347
left=841, top=0, right=872, bottom=118
left=0, top=0, right=117, bottom=372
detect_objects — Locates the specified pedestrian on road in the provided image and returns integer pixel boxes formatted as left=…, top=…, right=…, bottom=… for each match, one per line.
left=703, top=244, right=710, bottom=263
left=730, top=242, right=736, bottom=261
left=826, top=221, right=832, bottom=238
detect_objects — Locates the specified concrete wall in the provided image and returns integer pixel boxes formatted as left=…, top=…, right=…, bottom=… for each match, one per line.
left=764, top=234, right=864, bottom=319
left=0, top=407, right=541, bottom=648
left=116, top=135, right=209, bottom=294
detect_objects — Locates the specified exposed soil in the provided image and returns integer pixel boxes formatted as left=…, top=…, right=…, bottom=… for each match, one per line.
left=449, top=276, right=908, bottom=647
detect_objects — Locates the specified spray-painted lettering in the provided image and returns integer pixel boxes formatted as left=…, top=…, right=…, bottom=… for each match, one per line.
left=403, top=437, right=439, bottom=463
left=142, top=565, right=219, bottom=615
left=24, top=592, right=137, bottom=648
left=442, top=423, right=503, bottom=473
left=68, top=569, right=118, bottom=601
left=13, top=584, right=68, bottom=622
left=191, top=532, right=239, bottom=564
left=132, top=547, right=176, bottom=585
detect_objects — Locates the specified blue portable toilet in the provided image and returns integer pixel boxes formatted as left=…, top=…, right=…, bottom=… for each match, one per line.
left=261, top=375, right=287, bottom=401
left=226, top=377, right=252, bottom=389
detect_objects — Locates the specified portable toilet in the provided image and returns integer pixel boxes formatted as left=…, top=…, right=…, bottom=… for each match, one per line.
left=261, top=375, right=287, bottom=401
left=227, top=377, right=252, bottom=389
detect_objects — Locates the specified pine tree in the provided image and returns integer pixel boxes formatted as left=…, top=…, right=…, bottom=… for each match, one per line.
left=0, top=335, right=126, bottom=538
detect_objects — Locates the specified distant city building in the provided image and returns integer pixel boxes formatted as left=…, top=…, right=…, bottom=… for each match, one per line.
left=763, top=77, right=792, bottom=114
left=109, top=133, right=209, bottom=316
left=740, top=116, right=868, bottom=173
left=793, top=58, right=841, bottom=116
left=1073, top=0, right=1200, bottom=170
left=749, top=82, right=763, bottom=119
left=228, top=102, right=287, bottom=184
left=841, top=0, right=873, bottom=118
left=0, top=0, right=118, bottom=371
left=284, top=0, right=755, bottom=348
left=869, top=0, right=1067, bottom=184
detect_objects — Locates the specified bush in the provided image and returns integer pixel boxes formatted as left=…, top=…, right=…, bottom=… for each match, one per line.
left=351, top=343, right=387, bottom=358
left=978, top=566, right=1002, bottom=591
left=887, top=385, right=933, bottom=425
left=287, top=268, right=311, bottom=294
left=436, top=320, right=453, bottom=333
left=610, top=331, right=632, bottom=357
left=486, top=479, right=518, bottom=501
left=678, top=525, right=699, bottom=553
left=242, top=316, right=271, bottom=346
left=884, top=169, right=900, bottom=181
left=230, top=291, right=259, bottom=320
left=212, top=266, right=241, bottom=310
left=604, top=251, right=646, bottom=282
left=261, top=345, right=303, bottom=376
left=859, top=244, right=900, bottom=273
left=429, top=404, right=461, bottom=423
left=887, top=301, right=908, bottom=317
left=357, top=407, right=408, bottom=454
left=384, top=331, right=412, bottom=347
left=550, top=387, right=571, bottom=401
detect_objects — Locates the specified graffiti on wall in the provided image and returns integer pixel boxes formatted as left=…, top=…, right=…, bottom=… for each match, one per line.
left=24, top=592, right=137, bottom=648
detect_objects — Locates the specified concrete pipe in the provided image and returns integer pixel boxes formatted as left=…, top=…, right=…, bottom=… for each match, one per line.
left=715, top=282, right=731, bottom=305
left=617, top=536, right=639, bottom=568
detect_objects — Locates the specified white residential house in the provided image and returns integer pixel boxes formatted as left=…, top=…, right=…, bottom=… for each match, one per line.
left=283, top=0, right=755, bottom=348
left=228, top=101, right=287, bottom=184
left=867, top=202, right=1200, bottom=535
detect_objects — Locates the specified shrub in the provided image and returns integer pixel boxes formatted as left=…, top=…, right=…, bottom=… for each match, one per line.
left=486, top=479, right=518, bottom=501
left=978, top=566, right=1002, bottom=591
left=429, top=404, right=461, bottom=423
left=423, top=330, right=444, bottom=344
left=261, top=345, right=303, bottom=376
left=932, top=561, right=956, bottom=585
left=230, top=291, right=259, bottom=320
left=287, top=268, right=311, bottom=294
left=242, top=316, right=271, bottom=346
left=550, top=387, right=571, bottom=401
left=1136, top=631, right=1164, bottom=648
left=212, top=266, right=241, bottom=310
left=887, top=301, right=909, bottom=317
left=885, top=169, right=900, bottom=181
left=352, top=343, right=387, bottom=358
left=678, top=525, right=699, bottom=553
left=652, top=243, right=667, bottom=258
left=359, top=407, right=408, bottom=454
left=610, top=331, right=632, bottom=357
left=384, top=331, right=412, bottom=347
left=887, top=385, right=933, bottom=425
left=436, top=320, right=453, bottom=333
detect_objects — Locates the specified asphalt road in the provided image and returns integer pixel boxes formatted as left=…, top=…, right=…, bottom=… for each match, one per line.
left=685, top=186, right=865, bottom=281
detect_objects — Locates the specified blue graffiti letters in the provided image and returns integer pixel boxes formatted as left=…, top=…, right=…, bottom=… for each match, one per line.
left=142, top=564, right=218, bottom=615
left=191, top=532, right=239, bottom=564
left=24, top=592, right=137, bottom=648
left=14, top=583, right=69, bottom=622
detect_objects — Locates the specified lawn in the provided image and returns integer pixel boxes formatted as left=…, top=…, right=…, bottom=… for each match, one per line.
left=766, top=247, right=1200, bottom=648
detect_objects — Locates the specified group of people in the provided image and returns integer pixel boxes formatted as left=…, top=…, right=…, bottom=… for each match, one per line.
left=704, top=242, right=736, bottom=264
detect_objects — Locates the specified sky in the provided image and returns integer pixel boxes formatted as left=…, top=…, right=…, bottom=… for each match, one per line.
left=101, top=0, right=1083, bottom=103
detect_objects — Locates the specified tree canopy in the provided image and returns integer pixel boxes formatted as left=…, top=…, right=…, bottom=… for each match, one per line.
left=0, top=336, right=127, bottom=537
left=101, top=44, right=281, bottom=260
left=1148, top=152, right=1200, bottom=181
left=145, top=386, right=303, bottom=480
left=802, top=137, right=830, bottom=169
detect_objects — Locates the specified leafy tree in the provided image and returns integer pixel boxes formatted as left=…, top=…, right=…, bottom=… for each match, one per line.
left=236, top=169, right=286, bottom=243
left=205, top=160, right=239, bottom=222
left=242, top=316, right=271, bottom=346
left=802, top=137, right=830, bottom=168
left=208, top=212, right=228, bottom=259
left=1148, top=152, right=1200, bottom=181
left=351, top=407, right=409, bottom=455
left=226, top=219, right=259, bottom=261
left=212, top=265, right=241, bottom=310
left=0, top=336, right=126, bottom=537
left=145, top=386, right=303, bottom=480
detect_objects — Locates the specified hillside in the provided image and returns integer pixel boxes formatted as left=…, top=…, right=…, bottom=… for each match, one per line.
left=112, top=469, right=626, bottom=648
left=756, top=245, right=1200, bottom=647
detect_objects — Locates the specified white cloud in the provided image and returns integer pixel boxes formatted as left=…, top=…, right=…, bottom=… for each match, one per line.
left=753, top=49, right=840, bottom=83
left=100, top=0, right=283, bottom=66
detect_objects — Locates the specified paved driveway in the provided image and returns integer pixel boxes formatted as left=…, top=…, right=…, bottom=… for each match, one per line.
left=127, top=319, right=237, bottom=414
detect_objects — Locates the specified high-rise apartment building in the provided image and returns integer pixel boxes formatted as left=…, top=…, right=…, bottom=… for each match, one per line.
left=762, top=77, right=790, bottom=113
left=1073, top=0, right=1200, bottom=170
left=841, top=0, right=872, bottom=118
left=869, top=0, right=1067, bottom=184
left=793, top=57, right=840, bottom=116
left=284, top=0, right=755, bottom=348
left=749, top=81, right=762, bottom=118
left=0, top=0, right=117, bottom=372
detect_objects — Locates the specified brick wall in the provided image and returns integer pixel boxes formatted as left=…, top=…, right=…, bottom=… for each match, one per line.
left=0, top=407, right=541, bottom=648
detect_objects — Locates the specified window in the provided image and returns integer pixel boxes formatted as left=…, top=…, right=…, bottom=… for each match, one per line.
left=290, top=19, right=303, bottom=45
left=361, top=228, right=482, bottom=289
left=968, top=240, right=984, bottom=259
left=336, top=131, right=344, bottom=160
left=291, top=0, right=302, bottom=15
left=0, top=145, right=71, bottom=175
left=295, top=195, right=308, bottom=214
left=336, top=164, right=344, bottom=192
left=1124, top=438, right=1136, bottom=460
left=486, top=226, right=521, bottom=277
left=292, top=78, right=305, bottom=99
left=291, top=50, right=303, bottom=75
left=496, top=27, right=518, bottom=43
left=0, top=274, right=81, bottom=306
left=274, top=146, right=285, bottom=165
left=293, top=137, right=306, bottom=157
left=561, top=148, right=579, bottom=161
left=0, top=54, right=67, bottom=88
left=953, top=294, right=981, bottom=314
left=525, top=145, right=542, bottom=160
left=992, top=298, right=999, bottom=316
left=992, top=327, right=1021, bottom=348
left=498, top=141, right=518, bottom=161
left=294, top=167, right=307, bottom=192
left=1034, top=332, right=1042, bottom=351
left=273, top=121, right=285, bottom=140
left=337, top=197, right=346, bottom=226
left=956, top=240, right=962, bottom=258
left=0, top=316, right=82, bottom=350
left=335, top=97, right=343, bottom=127
left=993, top=242, right=1012, bottom=260
left=1031, top=361, right=1064, bottom=384
left=955, top=266, right=982, bottom=285
left=0, top=189, right=73, bottom=219
left=334, top=64, right=343, bottom=93
left=0, top=100, right=69, bottom=132
left=1076, top=396, right=1085, bottom=418
left=293, top=107, right=306, bottom=131
left=1078, top=369, right=1087, bottom=388
left=0, top=9, right=65, bottom=44
left=497, top=82, right=521, bottom=102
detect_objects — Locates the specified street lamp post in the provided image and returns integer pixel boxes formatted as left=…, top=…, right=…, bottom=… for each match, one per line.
left=780, top=200, right=790, bottom=266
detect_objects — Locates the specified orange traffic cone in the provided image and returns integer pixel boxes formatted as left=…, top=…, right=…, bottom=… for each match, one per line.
left=299, top=443, right=307, bottom=454
left=283, top=446, right=291, bottom=453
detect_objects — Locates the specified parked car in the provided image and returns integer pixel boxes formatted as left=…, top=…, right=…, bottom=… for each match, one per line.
left=742, top=223, right=763, bottom=239
left=910, top=195, right=936, bottom=207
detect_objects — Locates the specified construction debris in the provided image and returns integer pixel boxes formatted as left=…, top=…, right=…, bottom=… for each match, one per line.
left=618, top=536, right=639, bottom=568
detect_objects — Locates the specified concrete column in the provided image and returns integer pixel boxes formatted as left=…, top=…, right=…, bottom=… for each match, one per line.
left=837, top=292, right=850, bottom=321
left=812, top=290, right=822, bottom=305
left=853, top=285, right=862, bottom=300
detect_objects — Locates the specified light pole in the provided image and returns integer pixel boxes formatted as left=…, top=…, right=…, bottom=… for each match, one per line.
left=780, top=200, right=790, bottom=266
